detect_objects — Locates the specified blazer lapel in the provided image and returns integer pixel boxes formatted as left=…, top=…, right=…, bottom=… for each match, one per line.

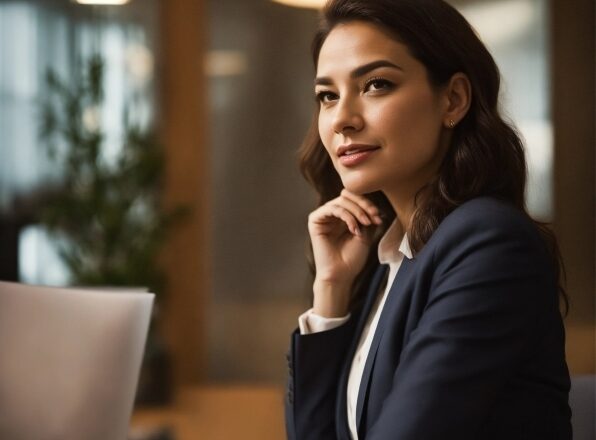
left=356, top=257, right=416, bottom=437
left=335, top=264, right=388, bottom=440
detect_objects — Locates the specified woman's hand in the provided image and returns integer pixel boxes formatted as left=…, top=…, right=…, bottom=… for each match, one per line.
left=308, top=189, right=383, bottom=317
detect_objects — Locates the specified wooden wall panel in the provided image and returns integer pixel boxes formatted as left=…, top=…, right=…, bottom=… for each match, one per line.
left=159, top=0, right=209, bottom=387
left=551, top=0, right=595, bottom=374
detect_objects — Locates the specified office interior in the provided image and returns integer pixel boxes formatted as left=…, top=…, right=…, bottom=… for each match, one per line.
left=0, top=0, right=593, bottom=438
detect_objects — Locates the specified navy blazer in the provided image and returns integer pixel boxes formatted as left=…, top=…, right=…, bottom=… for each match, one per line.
left=285, top=196, right=572, bottom=440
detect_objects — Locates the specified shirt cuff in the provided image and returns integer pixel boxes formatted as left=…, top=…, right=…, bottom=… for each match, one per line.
left=298, top=308, right=351, bottom=335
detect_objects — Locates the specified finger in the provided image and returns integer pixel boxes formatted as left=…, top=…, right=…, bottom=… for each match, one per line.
left=326, top=205, right=362, bottom=236
left=340, top=189, right=383, bottom=224
left=329, top=197, right=372, bottom=226
left=310, top=204, right=361, bottom=236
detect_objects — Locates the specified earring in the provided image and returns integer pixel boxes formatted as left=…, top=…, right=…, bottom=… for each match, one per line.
left=448, top=119, right=456, bottom=129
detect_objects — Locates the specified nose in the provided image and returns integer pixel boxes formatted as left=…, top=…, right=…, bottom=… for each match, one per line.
left=331, top=98, right=364, bottom=134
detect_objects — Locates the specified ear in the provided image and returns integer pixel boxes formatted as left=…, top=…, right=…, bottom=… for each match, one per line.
left=442, top=72, right=471, bottom=129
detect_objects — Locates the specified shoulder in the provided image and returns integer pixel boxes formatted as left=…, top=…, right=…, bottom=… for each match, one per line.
left=423, top=196, right=549, bottom=267
left=433, top=196, right=541, bottom=245
left=438, top=196, right=535, bottom=236
left=418, top=197, right=559, bottom=326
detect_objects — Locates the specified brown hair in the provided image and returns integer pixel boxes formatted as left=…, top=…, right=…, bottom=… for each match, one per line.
left=299, top=0, right=568, bottom=312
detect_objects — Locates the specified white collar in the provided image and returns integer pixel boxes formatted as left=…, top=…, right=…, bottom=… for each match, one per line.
left=378, top=219, right=413, bottom=264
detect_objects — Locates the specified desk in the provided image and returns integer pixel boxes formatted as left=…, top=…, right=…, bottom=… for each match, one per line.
left=131, top=385, right=286, bottom=440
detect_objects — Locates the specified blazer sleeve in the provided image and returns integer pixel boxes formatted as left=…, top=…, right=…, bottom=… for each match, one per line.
left=366, top=201, right=558, bottom=440
left=285, top=316, right=357, bottom=440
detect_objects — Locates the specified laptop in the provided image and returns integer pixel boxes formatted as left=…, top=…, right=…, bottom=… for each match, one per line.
left=0, top=281, right=154, bottom=440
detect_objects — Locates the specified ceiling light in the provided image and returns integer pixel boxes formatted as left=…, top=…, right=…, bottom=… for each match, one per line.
left=75, top=0, right=130, bottom=5
left=271, top=0, right=325, bottom=9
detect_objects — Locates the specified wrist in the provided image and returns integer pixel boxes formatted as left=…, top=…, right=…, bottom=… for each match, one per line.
left=312, top=278, right=352, bottom=318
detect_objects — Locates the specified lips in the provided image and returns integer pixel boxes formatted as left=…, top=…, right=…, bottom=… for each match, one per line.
left=336, top=144, right=380, bottom=157
left=337, top=144, right=380, bottom=167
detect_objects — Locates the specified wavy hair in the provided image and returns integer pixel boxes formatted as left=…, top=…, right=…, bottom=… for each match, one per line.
left=299, top=0, right=568, bottom=313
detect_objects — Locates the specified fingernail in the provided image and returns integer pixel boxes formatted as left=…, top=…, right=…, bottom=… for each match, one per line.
left=374, top=215, right=383, bottom=224
left=360, top=216, right=371, bottom=225
left=354, top=226, right=361, bottom=236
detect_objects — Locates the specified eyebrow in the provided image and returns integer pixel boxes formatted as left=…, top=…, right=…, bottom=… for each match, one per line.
left=314, top=60, right=403, bottom=86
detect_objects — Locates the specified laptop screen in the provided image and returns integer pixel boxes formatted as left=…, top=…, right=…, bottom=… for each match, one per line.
left=0, top=282, right=154, bottom=440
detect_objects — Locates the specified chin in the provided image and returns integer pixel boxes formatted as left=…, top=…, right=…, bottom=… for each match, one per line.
left=340, top=175, right=380, bottom=196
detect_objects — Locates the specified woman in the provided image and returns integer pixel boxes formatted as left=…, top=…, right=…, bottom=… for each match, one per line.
left=284, top=0, right=572, bottom=439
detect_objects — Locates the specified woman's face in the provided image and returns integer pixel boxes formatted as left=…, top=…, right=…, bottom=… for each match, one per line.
left=315, top=21, right=451, bottom=197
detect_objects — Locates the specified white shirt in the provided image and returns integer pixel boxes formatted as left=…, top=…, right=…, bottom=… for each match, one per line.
left=298, top=220, right=413, bottom=439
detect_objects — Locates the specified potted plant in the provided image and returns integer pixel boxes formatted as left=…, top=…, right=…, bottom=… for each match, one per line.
left=37, top=54, right=185, bottom=405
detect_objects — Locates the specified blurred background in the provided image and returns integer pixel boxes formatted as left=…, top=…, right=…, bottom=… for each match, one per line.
left=0, top=0, right=593, bottom=438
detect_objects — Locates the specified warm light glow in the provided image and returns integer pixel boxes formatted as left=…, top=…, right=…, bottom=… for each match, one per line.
left=205, top=51, right=248, bottom=77
left=271, top=0, right=326, bottom=9
left=459, top=0, right=534, bottom=47
left=125, top=44, right=154, bottom=85
left=75, top=0, right=130, bottom=5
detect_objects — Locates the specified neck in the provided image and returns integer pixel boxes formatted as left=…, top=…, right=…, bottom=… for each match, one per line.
left=383, top=131, right=451, bottom=231
left=383, top=182, right=432, bottom=234
left=385, top=192, right=415, bottom=234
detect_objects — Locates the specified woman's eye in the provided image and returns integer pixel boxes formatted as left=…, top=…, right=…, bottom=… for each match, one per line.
left=364, top=78, right=394, bottom=92
left=315, top=91, right=338, bottom=104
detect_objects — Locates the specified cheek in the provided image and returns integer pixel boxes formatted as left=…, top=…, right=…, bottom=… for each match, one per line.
left=318, top=112, right=330, bottom=143
left=318, top=114, right=334, bottom=153
left=374, top=92, right=442, bottom=150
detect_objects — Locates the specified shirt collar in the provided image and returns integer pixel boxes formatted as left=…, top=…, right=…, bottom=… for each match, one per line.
left=378, top=219, right=414, bottom=264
